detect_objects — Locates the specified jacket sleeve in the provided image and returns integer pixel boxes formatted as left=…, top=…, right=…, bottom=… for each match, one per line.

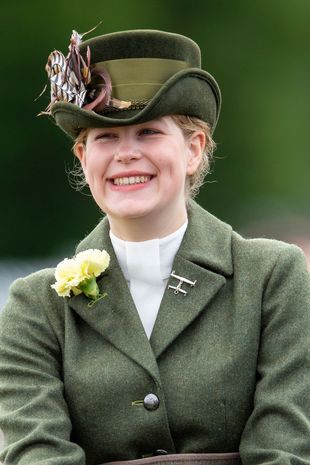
left=0, top=274, right=85, bottom=465
left=239, top=245, right=310, bottom=464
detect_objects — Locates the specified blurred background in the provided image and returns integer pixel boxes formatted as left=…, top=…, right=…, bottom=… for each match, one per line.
left=1, top=0, right=309, bottom=306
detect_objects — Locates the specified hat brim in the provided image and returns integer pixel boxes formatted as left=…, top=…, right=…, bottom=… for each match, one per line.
left=51, top=68, right=221, bottom=139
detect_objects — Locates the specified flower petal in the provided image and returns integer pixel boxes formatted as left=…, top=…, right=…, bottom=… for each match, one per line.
left=54, top=258, right=82, bottom=282
left=51, top=281, right=71, bottom=298
left=76, top=249, right=110, bottom=277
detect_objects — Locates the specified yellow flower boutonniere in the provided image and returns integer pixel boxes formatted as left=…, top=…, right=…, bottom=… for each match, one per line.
left=51, top=249, right=110, bottom=307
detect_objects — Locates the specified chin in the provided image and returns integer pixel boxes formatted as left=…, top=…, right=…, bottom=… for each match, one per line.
left=106, top=205, right=155, bottom=220
left=107, top=198, right=158, bottom=218
left=118, top=209, right=153, bottom=220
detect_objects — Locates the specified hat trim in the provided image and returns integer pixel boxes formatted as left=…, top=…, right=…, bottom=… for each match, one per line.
left=100, top=100, right=149, bottom=114
left=96, top=58, right=190, bottom=84
left=94, top=58, right=191, bottom=101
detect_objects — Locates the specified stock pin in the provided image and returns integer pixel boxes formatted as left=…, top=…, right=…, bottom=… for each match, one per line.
left=168, top=271, right=197, bottom=296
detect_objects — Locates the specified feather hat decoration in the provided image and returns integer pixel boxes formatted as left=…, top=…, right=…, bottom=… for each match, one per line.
left=40, top=28, right=131, bottom=115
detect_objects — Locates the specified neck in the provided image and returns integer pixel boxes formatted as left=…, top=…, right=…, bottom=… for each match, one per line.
left=108, top=208, right=188, bottom=241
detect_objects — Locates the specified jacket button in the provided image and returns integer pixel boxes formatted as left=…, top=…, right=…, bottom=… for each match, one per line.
left=154, top=449, right=168, bottom=455
left=143, top=393, right=160, bottom=411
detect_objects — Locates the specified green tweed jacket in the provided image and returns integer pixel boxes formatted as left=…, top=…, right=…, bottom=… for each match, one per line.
left=0, top=201, right=310, bottom=465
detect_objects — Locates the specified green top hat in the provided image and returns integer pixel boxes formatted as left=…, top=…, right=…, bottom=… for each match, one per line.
left=47, top=29, right=221, bottom=139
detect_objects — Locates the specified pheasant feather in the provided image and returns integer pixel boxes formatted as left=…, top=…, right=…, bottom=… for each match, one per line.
left=39, top=26, right=131, bottom=115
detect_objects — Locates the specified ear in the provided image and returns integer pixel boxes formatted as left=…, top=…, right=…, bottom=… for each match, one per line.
left=186, top=131, right=206, bottom=176
left=74, top=142, right=87, bottom=170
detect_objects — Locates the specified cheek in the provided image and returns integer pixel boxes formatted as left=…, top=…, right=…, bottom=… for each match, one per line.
left=157, top=147, right=188, bottom=175
left=84, top=155, right=109, bottom=183
left=172, top=152, right=190, bottom=181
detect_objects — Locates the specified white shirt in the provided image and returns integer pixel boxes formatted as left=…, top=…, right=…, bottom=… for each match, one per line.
left=109, top=221, right=188, bottom=338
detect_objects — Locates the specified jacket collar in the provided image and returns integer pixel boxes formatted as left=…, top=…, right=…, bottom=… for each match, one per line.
left=69, top=201, right=233, bottom=379
left=178, top=200, right=233, bottom=275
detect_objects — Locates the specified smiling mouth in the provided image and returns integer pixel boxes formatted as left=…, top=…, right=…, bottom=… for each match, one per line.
left=112, top=175, right=152, bottom=186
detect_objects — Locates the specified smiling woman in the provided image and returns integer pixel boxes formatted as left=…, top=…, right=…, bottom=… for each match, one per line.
left=0, top=28, right=309, bottom=465
left=72, top=115, right=215, bottom=201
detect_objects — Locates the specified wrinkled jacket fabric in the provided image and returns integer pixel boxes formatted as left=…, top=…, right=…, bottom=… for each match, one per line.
left=0, top=201, right=310, bottom=465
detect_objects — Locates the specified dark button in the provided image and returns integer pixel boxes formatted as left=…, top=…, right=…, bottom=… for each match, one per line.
left=154, top=449, right=168, bottom=455
left=143, top=393, right=160, bottom=411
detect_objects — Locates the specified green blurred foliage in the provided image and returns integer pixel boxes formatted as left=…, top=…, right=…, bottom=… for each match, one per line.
left=1, top=0, right=309, bottom=257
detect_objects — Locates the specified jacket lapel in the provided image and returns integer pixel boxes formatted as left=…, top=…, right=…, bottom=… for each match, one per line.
left=68, top=218, right=160, bottom=381
left=150, top=201, right=233, bottom=358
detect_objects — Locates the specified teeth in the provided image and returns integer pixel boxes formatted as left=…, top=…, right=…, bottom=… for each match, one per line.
left=113, top=175, right=151, bottom=185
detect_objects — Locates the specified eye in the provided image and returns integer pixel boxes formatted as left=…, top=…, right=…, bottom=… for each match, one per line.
left=94, top=132, right=118, bottom=140
left=138, top=128, right=161, bottom=136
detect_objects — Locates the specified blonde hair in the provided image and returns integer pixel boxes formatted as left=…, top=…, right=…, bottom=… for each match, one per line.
left=170, top=115, right=215, bottom=198
left=70, top=115, right=216, bottom=198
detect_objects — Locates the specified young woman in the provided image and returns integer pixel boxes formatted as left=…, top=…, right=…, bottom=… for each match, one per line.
left=0, top=29, right=309, bottom=465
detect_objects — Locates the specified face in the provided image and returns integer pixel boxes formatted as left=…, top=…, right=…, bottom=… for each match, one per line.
left=75, top=116, right=204, bottom=234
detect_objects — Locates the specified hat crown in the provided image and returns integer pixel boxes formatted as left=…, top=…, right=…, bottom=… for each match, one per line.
left=80, top=29, right=201, bottom=68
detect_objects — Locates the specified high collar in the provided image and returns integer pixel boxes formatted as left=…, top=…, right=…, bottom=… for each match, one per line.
left=109, top=220, right=188, bottom=282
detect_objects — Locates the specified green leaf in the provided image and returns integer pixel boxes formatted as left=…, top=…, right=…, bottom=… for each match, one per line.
left=78, top=276, right=99, bottom=299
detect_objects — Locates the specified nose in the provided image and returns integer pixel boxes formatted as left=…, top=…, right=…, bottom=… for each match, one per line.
left=114, top=141, right=142, bottom=163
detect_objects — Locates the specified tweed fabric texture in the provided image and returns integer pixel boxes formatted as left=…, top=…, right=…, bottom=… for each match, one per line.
left=0, top=201, right=310, bottom=465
